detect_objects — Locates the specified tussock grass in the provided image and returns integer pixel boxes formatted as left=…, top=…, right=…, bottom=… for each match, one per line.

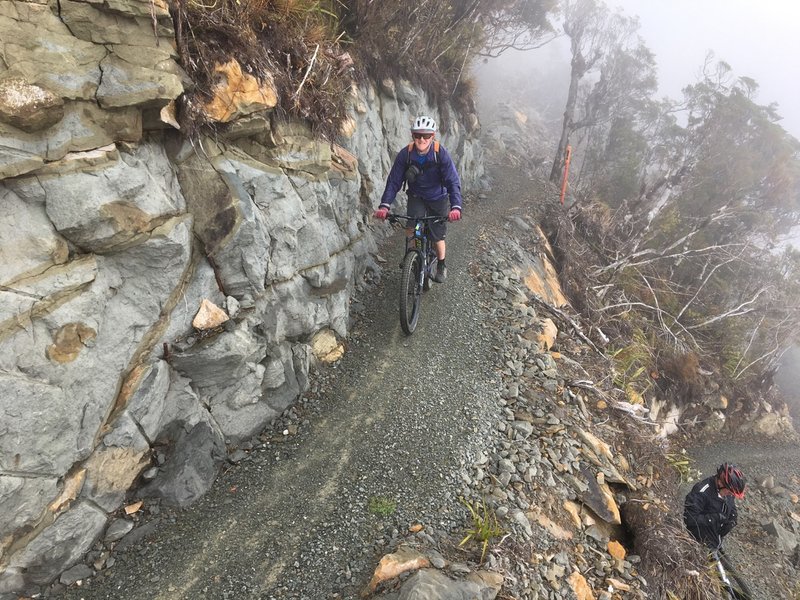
left=459, top=497, right=504, bottom=564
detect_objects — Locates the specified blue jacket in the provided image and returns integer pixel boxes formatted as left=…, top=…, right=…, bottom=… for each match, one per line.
left=379, top=143, right=463, bottom=211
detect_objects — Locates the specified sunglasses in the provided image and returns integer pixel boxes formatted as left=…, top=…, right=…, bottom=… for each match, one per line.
left=412, top=133, right=434, bottom=140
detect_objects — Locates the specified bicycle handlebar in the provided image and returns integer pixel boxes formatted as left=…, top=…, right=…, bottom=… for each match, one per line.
left=387, top=213, right=450, bottom=225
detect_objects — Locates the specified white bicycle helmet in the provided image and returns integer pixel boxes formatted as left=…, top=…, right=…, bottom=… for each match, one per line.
left=411, top=115, right=437, bottom=133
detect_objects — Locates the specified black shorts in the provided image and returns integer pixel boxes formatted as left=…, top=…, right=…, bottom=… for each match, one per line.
left=407, top=195, right=448, bottom=241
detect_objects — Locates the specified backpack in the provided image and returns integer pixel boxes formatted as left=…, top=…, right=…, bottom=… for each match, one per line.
left=402, top=141, right=442, bottom=191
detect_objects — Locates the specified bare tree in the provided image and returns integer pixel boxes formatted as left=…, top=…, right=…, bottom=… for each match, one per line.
left=549, top=0, right=639, bottom=183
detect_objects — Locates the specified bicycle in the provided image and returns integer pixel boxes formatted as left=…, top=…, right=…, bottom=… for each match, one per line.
left=711, top=549, right=753, bottom=600
left=386, top=213, right=449, bottom=335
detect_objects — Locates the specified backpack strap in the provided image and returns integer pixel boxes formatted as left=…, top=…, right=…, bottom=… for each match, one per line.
left=403, top=141, right=443, bottom=190
left=406, top=141, right=440, bottom=164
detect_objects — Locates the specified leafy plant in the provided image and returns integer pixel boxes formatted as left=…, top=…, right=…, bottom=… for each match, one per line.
left=367, top=496, right=396, bottom=518
left=459, top=497, right=504, bottom=563
left=665, top=451, right=698, bottom=484
left=610, top=329, right=654, bottom=399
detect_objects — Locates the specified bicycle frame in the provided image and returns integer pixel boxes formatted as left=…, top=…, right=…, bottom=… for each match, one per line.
left=386, top=213, right=448, bottom=334
left=712, top=551, right=735, bottom=593
left=711, top=550, right=752, bottom=600
left=388, top=214, right=446, bottom=285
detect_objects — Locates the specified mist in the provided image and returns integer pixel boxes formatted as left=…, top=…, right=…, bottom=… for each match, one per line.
left=611, top=0, right=800, bottom=139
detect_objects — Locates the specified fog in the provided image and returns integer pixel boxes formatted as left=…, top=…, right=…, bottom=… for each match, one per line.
left=471, top=1, right=800, bottom=432
left=611, top=0, right=800, bottom=139
left=473, top=1, right=800, bottom=140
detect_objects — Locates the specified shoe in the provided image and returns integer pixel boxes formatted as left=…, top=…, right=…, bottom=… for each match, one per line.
left=432, top=261, right=447, bottom=283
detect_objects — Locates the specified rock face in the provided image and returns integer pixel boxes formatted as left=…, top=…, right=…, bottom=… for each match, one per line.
left=0, top=1, right=483, bottom=593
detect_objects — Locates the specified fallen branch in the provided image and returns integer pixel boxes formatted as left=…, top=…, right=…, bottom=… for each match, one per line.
left=293, top=43, right=319, bottom=103
left=528, top=294, right=607, bottom=357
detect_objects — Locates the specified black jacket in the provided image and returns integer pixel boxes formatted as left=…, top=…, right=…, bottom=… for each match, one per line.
left=684, top=475, right=738, bottom=549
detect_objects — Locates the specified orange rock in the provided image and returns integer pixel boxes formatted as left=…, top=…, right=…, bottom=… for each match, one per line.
left=46, top=322, right=97, bottom=363
left=529, top=508, right=573, bottom=540
left=409, top=523, right=424, bottom=533
left=563, top=500, right=583, bottom=528
left=607, top=540, right=626, bottom=562
left=192, top=299, right=229, bottom=330
left=363, top=546, right=430, bottom=595
left=49, top=468, right=87, bottom=514
left=201, top=60, right=278, bottom=123
left=125, top=501, right=143, bottom=515
left=568, top=570, right=596, bottom=600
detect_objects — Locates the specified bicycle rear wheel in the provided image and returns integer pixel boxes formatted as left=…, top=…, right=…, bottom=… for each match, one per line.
left=399, top=251, right=422, bottom=334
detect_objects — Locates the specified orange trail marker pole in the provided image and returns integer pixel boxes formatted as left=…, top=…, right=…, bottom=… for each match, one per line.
left=559, top=145, right=572, bottom=205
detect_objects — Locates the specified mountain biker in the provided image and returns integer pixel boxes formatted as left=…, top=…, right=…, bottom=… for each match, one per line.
left=373, top=115, right=463, bottom=283
left=684, top=463, right=746, bottom=551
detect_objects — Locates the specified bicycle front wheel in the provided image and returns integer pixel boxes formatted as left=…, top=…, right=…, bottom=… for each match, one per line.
left=399, top=251, right=422, bottom=334
left=720, top=554, right=754, bottom=600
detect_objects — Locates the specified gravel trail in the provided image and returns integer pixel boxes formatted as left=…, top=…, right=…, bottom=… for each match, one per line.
left=63, top=197, right=503, bottom=600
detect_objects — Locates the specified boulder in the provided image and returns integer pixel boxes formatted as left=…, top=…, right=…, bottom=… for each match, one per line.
left=364, top=546, right=430, bottom=595
left=394, top=568, right=502, bottom=600
left=762, top=520, right=799, bottom=554
left=311, top=329, right=345, bottom=364
left=0, top=78, right=64, bottom=132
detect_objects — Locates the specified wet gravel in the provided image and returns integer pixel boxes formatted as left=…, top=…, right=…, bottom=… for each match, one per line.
left=61, top=195, right=504, bottom=600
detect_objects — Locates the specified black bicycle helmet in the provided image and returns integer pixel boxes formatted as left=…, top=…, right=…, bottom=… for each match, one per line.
left=717, top=463, right=746, bottom=499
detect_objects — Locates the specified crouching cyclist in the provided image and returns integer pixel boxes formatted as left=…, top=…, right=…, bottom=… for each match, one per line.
left=684, top=463, right=746, bottom=551
left=373, top=115, right=462, bottom=283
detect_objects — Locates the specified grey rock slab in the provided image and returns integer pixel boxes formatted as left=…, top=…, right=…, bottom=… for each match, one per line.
left=0, top=144, right=43, bottom=179
left=169, top=322, right=271, bottom=442
left=59, top=563, right=94, bottom=586
left=29, top=143, right=185, bottom=251
left=104, top=518, right=135, bottom=543
left=8, top=501, right=107, bottom=586
left=0, top=2, right=104, bottom=100
left=397, top=568, right=493, bottom=600
left=0, top=184, right=68, bottom=285
left=140, top=421, right=225, bottom=507
left=0, top=474, right=59, bottom=541
left=0, top=101, right=141, bottom=179
left=58, top=0, right=173, bottom=46
left=97, top=54, right=182, bottom=109
left=0, top=372, right=82, bottom=474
